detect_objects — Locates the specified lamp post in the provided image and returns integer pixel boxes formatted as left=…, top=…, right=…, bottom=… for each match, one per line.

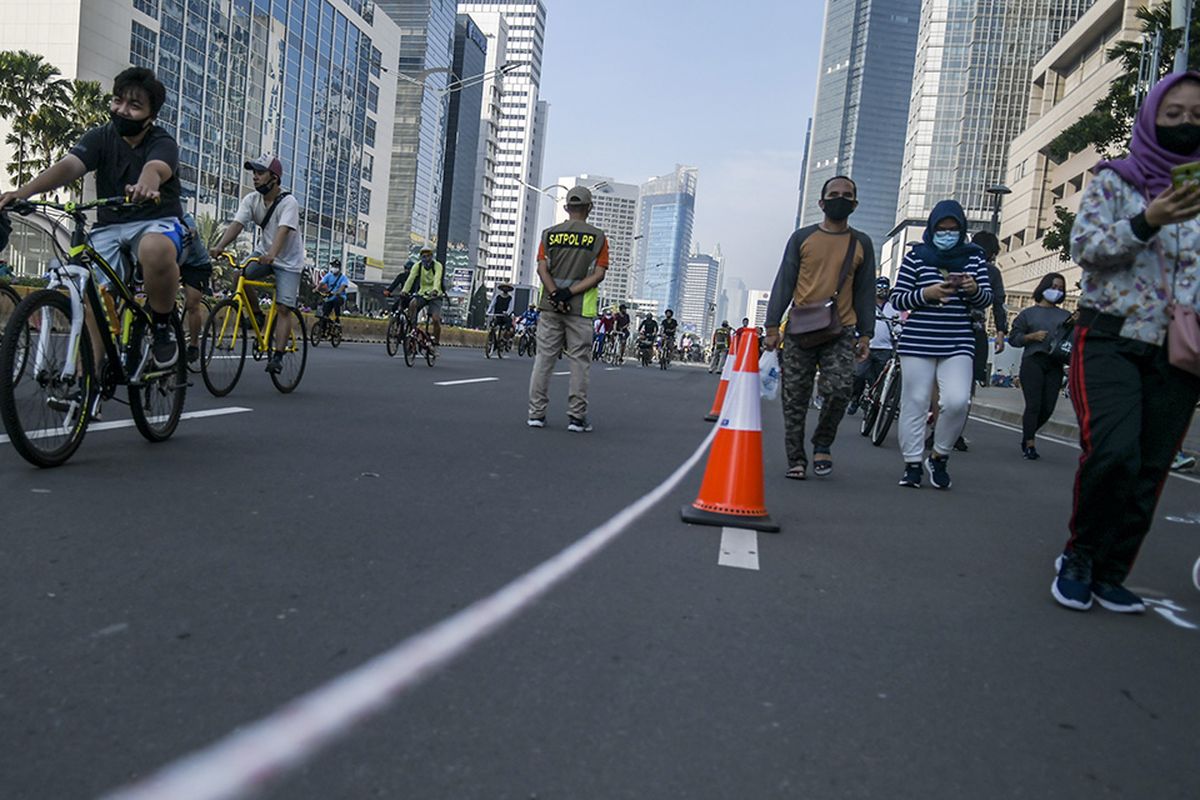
left=985, top=184, right=1012, bottom=235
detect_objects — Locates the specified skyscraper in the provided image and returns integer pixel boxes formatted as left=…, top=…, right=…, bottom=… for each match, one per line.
left=799, top=0, right=920, bottom=254
left=553, top=174, right=639, bottom=309
left=458, top=1, right=549, bottom=286
left=894, top=0, right=1096, bottom=229
left=633, top=165, right=698, bottom=313
left=680, top=247, right=723, bottom=341
left=0, top=0, right=401, bottom=281
left=375, top=1, right=457, bottom=279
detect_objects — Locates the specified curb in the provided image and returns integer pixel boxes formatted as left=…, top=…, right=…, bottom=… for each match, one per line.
left=969, top=401, right=1079, bottom=442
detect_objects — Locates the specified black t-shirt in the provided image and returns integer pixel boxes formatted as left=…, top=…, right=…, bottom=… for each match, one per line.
left=615, top=312, right=630, bottom=331
left=639, top=319, right=658, bottom=336
left=69, top=122, right=183, bottom=225
left=661, top=317, right=678, bottom=336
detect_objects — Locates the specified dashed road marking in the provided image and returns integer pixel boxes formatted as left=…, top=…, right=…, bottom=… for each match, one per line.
left=434, top=377, right=499, bottom=386
left=718, top=527, right=759, bottom=570
left=0, top=407, right=252, bottom=444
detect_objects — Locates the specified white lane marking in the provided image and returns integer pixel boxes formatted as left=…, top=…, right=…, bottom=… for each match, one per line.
left=553, top=370, right=570, bottom=376
left=718, top=527, right=759, bottom=570
left=968, top=414, right=1200, bottom=486
left=605, top=367, right=620, bottom=371
left=1145, top=598, right=1199, bottom=630
left=0, top=407, right=252, bottom=444
left=99, top=425, right=720, bottom=800
left=434, top=377, right=499, bottom=387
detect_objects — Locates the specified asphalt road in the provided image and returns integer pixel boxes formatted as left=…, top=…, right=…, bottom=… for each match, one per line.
left=2, top=343, right=1198, bottom=799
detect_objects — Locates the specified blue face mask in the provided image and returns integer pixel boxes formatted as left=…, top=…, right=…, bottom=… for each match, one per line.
left=933, top=230, right=960, bottom=251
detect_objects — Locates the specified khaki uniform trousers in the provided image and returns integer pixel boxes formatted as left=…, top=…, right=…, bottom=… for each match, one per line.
left=528, top=310, right=594, bottom=420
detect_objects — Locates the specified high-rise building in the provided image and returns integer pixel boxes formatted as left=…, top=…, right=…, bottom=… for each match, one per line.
left=747, top=289, right=771, bottom=329
left=799, top=0, right=919, bottom=254
left=796, top=117, right=812, bottom=230
left=894, top=0, right=1096, bottom=230
left=375, top=1, right=456, bottom=280
left=0, top=0, right=401, bottom=281
left=680, top=247, right=723, bottom=341
left=633, top=165, right=698, bottom=314
left=437, top=14, right=489, bottom=300
left=724, top=276, right=748, bottom=327
left=553, top=174, right=638, bottom=308
left=458, top=1, right=549, bottom=287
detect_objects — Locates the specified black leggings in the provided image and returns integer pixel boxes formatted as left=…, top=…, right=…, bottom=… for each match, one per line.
left=1019, top=353, right=1064, bottom=441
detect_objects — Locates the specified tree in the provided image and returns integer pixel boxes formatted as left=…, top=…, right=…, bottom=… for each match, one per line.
left=0, top=51, right=69, bottom=188
left=1041, top=4, right=1200, bottom=260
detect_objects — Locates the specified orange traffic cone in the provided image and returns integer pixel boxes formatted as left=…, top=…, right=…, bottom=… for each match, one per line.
left=681, top=329, right=779, bottom=532
left=704, top=333, right=739, bottom=422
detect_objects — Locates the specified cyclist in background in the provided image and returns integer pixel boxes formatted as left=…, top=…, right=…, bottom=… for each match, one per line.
left=517, top=304, right=539, bottom=334
left=614, top=304, right=631, bottom=359
left=660, top=309, right=679, bottom=360
left=401, top=247, right=445, bottom=348
left=486, top=282, right=516, bottom=344
left=318, top=258, right=349, bottom=321
left=179, top=211, right=214, bottom=365
left=709, top=320, right=732, bottom=373
left=382, top=257, right=415, bottom=314
left=593, top=311, right=615, bottom=360
left=848, top=276, right=901, bottom=414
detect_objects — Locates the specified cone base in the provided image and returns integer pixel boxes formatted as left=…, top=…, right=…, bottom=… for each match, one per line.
left=703, top=413, right=719, bottom=422
left=680, top=504, right=780, bottom=533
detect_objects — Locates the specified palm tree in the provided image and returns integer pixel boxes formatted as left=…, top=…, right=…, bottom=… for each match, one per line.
left=0, top=51, right=69, bottom=187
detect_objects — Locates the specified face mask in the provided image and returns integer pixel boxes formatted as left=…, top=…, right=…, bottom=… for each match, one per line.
left=822, top=197, right=855, bottom=222
left=331, top=268, right=341, bottom=275
left=110, top=110, right=149, bottom=137
left=255, top=177, right=277, bottom=195
left=1043, top=288, right=1064, bottom=304
left=933, top=231, right=960, bottom=251
left=1156, top=123, right=1200, bottom=155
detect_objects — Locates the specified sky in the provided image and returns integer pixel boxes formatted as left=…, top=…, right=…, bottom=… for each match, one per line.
left=534, top=0, right=826, bottom=294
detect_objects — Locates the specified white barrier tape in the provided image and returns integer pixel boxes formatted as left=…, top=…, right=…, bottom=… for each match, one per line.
left=99, top=425, right=720, bottom=800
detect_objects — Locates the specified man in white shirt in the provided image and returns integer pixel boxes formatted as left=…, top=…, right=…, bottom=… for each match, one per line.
left=209, top=154, right=304, bottom=374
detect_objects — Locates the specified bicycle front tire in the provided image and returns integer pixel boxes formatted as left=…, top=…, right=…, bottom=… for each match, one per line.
left=0, top=290, right=94, bottom=467
left=200, top=299, right=247, bottom=396
left=128, top=312, right=187, bottom=442
left=871, top=366, right=901, bottom=447
left=386, top=315, right=406, bottom=357
left=330, top=324, right=342, bottom=348
left=310, top=318, right=323, bottom=347
left=403, top=329, right=417, bottom=367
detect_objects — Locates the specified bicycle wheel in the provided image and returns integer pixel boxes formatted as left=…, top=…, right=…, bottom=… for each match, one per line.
left=424, top=335, right=437, bottom=367
left=517, top=336, right=527, bottom=357
left=1, top=285, right=23, bottom=354
left=386, top=315, right=405, bottom=357
left=201, top=299, right=247, bottom=396
left=871, top=367, right=901, bottom=447
left=2, top=286, right=33, bottom=384
left=128, top=312, right=187, bottom=442
left=310, top=317, right=323, bottom=347
left=0, top=290, right=94, bottom=467
left=403, top=328, right=417, bottom=367
left=330, top=324, right=342, bottom=348
left=485, top=327, right=495, bottom=358
left=269, top=307, right=307, bottom=393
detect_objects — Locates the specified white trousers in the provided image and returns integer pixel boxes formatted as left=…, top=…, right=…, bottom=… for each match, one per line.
left=898, top=355, right=973, bottom=462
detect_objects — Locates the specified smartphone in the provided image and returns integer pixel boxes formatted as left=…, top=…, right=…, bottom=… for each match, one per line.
left=945, top=272, right=966, bottom=287
left=1171, top=161, right=1200, bottom=188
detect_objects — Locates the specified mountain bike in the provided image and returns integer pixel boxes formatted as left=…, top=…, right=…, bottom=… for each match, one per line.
left=658, top=334, right=675, bottom=370
left=385, top=300, right=408, bottom=357
left=199, top=257, right=307, bottom=395
left=638, top=335, right=654, bottom=367
left=403, top=305, right=438, bottom=367
left=485, top=315, right=512, bottom=359
left=0, top=197, right=187, bottom=468
left=859, top=346, right=902, bottom=447
left=603, top=331, right=626, bottom=366
left=309, top=308, right=343, bottom=348
left=516, top=324, right=537, bottom=357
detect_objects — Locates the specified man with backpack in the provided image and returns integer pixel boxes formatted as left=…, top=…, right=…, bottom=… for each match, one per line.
left=400, top=247, right=446, bottom=348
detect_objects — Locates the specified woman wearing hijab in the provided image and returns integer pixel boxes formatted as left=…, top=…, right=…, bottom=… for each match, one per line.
left=1057, top=73, right=1200, bottom=614
left=889, top=200, right=993, bottom=490
left=1008, top=272, right=1071, bottom=460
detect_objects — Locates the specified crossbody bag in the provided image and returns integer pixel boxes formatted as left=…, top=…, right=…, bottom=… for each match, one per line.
left=785, top=233, right=858, bottom=349
left=1153, top=231, right=1200, bottom=377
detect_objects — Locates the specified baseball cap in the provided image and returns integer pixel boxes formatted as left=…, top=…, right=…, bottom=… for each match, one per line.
left=244, top=154, right=283, bottom=178
left=419, top=246, right=433, bottom=255
left=565, top=186, right=592, bottom=207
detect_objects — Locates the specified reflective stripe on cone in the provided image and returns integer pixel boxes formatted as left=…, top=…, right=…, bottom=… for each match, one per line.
left=682, top=328, right=779, bottom=533
left=704, top=335, right=739, bottom=422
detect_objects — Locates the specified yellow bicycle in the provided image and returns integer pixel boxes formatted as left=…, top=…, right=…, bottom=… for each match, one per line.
left=199, top=256, right=307, bottom=395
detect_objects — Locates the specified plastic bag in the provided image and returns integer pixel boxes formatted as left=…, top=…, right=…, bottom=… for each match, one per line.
left=759, top=350, right=781, bottom=401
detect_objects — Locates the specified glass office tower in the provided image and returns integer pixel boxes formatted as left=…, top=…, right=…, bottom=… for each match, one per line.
left=634, top=165, right=698, bottom=313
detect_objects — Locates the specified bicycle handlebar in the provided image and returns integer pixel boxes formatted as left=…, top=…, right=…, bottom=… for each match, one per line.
left=6, top=196, right=158, bottom=217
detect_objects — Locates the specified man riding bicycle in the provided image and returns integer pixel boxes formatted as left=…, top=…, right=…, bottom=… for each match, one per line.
left=486, top=282, right=516, bottom=343
left=400, top=247, right=445, bottom=348
left=318, top=258, right=349, bottom=321
left=517, top=304, right=539, bottom=334
left=660, top=309, right=679, bottom=359
left=709, top=320, right=733, bottom=373
left=382, top=257, right=415, bottom=315
left=614, top=304, right=631, bottom=359
left=593, top=309, right=615, bottom=359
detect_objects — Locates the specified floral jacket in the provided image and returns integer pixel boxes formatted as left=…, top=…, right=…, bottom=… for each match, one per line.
left=1071, top=168, right=1200, bottom=346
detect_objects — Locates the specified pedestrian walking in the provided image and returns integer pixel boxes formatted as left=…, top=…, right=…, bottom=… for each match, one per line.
left=889, top=200, right=993, bottom=489
left=1054, top=72, right=1200, bottom=614
left=764, top=175, right=876, bottom=479
left=1008, top=272, right=1071, bottom=460
left=527, top=186, right=609, bottom=432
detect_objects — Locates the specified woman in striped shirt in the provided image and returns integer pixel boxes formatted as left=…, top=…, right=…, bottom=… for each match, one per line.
left=889, top=199, right=993, bottom=489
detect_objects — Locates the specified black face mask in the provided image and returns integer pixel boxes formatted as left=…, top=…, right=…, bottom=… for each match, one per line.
left=110, top=110, right=149, bottom=138
left=1156, top=123, right=1200, bottom=155
left=255, top=177, right=277, bottom=196
left=822, top=197, right=856, bottom=222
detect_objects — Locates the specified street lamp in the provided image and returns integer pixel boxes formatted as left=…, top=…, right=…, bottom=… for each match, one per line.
left=985, top=184, right=1012, bottom=235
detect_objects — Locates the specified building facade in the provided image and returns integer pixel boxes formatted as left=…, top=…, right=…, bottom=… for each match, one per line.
left=553, top=174, right=639, bottom=309
left=680, top=248, right=723, bottom=341
left=997, top=0, right=1140, bottom=295
left=633, top=165, right=698, bottom=314
left=458, top=1, right=549, bottom=287
left=799, top=0, right=920, bottom=254
left=894, top=0, right=1097, bottom=231
left=747, top=289, right=771, bottom=329
left=0, top=0, right=401, bottom=282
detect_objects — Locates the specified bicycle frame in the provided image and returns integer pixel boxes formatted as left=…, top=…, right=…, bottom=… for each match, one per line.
left=211, top=261, right=282, bottom=353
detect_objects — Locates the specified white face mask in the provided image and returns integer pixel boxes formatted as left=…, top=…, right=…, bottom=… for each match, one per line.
left=1043, top=288, right=1064, bottom=304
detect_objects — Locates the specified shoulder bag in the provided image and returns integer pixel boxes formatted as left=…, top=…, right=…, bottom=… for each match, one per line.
left=785, top=233, right=858, bottom=349
left=1154, top=234, right=1200, bottom=377
left=1044, top=312, right=1076, bottom=366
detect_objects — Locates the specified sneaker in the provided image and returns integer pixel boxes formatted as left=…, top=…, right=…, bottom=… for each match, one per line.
left=1023, top=446, right=1041, bottom=460
left=925, top=454, right=952, bottom=489
left=1090, top=582, right=1146, bottom=613
left=846, top=401, right=859, bottom=416
left=898, top=462, right=922, bottom=488
left=1052, top=552, right=1093, bottom=611
left=1171, top=451, right=1196, bottom=471
left=567, top=416, right=593, bottom=432
left=953, top=436, right=969, bottom=452
left=186, top=344, right=200, bottom=364
left=265, top=352, right=283, bottom=374
left=527, top=417, right=546, bottom=428
left=152, top=322, right=178, bottom=368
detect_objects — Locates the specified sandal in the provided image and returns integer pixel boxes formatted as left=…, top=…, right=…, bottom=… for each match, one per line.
left=812, top=455, right=833, bottom=477
left=785, top=465, right=806, bottom=480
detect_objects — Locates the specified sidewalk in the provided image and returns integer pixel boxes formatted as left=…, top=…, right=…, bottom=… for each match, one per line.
left=970, top=386, right=1200, bottom=455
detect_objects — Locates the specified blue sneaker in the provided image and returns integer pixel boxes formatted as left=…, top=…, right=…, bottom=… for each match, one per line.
left=1090, top=582, right=1145, bottom=614
left=925, top=454, right=952, bottom=489
left=1052, top=553, right=1093, bottom=611
left=898, top=462, right=922, bottom=488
